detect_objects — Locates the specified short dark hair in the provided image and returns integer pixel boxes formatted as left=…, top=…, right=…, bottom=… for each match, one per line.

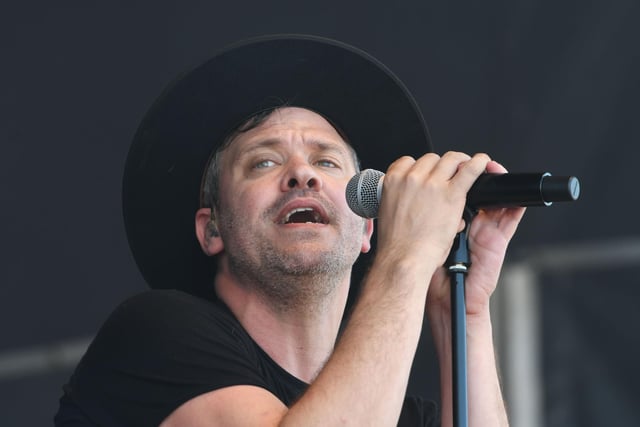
left=200, top=107, right=361, bottom=210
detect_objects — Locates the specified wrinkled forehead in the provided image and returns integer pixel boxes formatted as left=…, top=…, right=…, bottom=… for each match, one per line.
left=221, top=106, right=361, bottom=170
left=260, top=106, right=343, bottom=130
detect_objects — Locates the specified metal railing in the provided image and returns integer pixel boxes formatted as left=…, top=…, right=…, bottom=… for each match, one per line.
left=494, top=237, right=640, bottom=427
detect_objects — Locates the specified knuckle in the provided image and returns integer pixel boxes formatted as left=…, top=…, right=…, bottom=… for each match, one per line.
left=472, top=152, right=491, bottom=166
left=443, top=151, right=471, bottom=161
left=387, top=155, right=416, bottom=172
left=404, top=170, right=423, bottom=188
left=422, top=152, right=441, bottom=161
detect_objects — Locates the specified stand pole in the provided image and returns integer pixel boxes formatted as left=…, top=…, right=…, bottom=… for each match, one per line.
left=447, top=224, right=471, bottom=427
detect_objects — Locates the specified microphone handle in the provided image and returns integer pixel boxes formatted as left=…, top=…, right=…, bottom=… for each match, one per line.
left=467, top=172, right=580, bottom=209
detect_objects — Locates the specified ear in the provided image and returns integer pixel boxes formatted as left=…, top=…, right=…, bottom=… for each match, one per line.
left=360, top=218, right=374, bottom=253
left=195, top=208, right=224, bottom=256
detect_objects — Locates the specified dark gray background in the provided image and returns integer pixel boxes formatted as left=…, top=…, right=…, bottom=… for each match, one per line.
left=2, top=1, right=639, bottom=425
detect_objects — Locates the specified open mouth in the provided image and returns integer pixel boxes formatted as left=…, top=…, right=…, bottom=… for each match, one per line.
left=281, top=207, right=329, bottom=225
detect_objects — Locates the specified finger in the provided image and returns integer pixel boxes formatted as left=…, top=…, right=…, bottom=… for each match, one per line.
left=449, top=153, right=491, bottom=193
left=412, top=152, right=443, bottom=173
left=484, top=159, right=508, bottom=174
left=429, top=151, right=472, bottom=182
left=497, top=206, right=526, bottom=238
left=386, top=155, right=417, bottom=175
left=384, top=153, right=440, bottom=191
left=472, top=206, right=526, bottom=241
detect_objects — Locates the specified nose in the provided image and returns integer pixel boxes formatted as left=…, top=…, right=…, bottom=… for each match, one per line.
left=281, top=158, right=323, bottom=192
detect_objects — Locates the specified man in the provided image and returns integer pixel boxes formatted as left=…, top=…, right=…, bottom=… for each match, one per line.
left=56, top=35, right=524, bottom=426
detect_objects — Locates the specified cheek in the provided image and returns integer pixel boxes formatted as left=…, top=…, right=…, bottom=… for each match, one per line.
left=219, top=174, right=263, bottom=211
left=324, top=177, right=349, bottom=204
left=243, top=184, right=271, bottom=207
left=225, top=186, right=270, bottom=219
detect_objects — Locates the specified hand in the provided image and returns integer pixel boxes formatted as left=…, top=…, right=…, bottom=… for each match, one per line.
left=427, top=160, right=526, bottom=318
left=375, top=152, right=493, bottom=271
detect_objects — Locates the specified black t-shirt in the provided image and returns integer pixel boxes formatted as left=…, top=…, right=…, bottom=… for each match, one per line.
left=55, top=290, right=438, bottom=426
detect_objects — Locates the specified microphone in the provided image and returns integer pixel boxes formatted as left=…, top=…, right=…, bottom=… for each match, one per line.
left=346, top=169, right=581, bottom=218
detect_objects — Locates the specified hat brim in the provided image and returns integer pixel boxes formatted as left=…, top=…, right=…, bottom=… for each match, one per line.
left=122, top=34, right=432, bottom=299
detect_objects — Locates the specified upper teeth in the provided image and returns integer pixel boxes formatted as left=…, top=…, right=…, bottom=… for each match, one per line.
left=284, top=207, right=319, bottom=223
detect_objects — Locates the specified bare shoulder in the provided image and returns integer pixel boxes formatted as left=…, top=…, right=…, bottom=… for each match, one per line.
left=159, top=385, right=288, bottom=427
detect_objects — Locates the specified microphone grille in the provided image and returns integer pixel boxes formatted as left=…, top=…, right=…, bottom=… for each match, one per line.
left=346, top=169, right=384, bottom=218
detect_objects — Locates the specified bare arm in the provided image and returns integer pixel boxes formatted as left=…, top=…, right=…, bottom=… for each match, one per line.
left=163, top=251, right=435, bottom=427
left=427, top=160, right=526, bottom=427
left=162, top=152, right=492, bottom=426
left=429, top=300, right=510, bottom=427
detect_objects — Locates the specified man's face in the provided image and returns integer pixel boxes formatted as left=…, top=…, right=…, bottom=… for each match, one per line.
left=213, top=107, right=371, bottom=287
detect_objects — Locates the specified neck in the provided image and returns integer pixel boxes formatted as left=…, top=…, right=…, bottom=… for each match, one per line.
left=214, top=262, right=351, bottom=383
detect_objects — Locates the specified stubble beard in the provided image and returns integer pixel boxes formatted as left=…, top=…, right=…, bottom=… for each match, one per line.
left=218, top=204, right=365, bottom=315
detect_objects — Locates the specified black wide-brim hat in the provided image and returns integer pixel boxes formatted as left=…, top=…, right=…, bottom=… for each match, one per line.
left=123, top=34, right=433, bottom=300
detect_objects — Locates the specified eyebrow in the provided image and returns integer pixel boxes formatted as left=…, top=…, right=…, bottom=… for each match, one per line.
left=236, top=138, right=352, bottom=159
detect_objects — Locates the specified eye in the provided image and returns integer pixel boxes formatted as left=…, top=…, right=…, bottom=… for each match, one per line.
left=254, top=159, right=276, bottom=169
left=315, top=159, right=339, bottom=168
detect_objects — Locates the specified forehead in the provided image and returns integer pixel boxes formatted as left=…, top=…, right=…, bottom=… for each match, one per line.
left=262, top=107, right=341, bottom=131
left=224, top=107, right=356, bottom=158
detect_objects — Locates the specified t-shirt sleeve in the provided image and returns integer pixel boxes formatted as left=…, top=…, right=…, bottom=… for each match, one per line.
left=398, top=396, right=440, bottom=427
left=64, top=290, right=270, bottom=427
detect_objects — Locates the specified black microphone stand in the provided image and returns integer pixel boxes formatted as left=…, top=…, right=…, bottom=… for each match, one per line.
left=445, top=208, right=475, bottom=427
